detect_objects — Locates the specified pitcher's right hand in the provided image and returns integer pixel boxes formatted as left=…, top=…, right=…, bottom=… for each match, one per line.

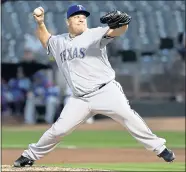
left=33, top=7, right=45, bottom=25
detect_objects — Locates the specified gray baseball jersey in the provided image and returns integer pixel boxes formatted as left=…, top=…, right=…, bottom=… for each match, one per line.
left=47, top=26, right=115, bottom=97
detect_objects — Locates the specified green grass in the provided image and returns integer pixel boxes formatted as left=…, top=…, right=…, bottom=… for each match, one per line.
left=2, top=129, right=185, bottom=149
left=41, top=162, right=185, bottom=171
left=2, top=128, right=185, bottom=171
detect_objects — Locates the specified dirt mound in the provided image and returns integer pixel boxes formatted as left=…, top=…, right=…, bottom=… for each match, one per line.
left=2, top=165, right=109, bottom=172
left=2, top=148, right=185, bottom=164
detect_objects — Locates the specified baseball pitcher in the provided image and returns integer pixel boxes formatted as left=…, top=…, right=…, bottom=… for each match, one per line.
left=14, top=5, right=175, bottom=167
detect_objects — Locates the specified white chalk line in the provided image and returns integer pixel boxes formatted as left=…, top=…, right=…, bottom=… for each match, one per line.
left=2, top=144, right=77, bottom=149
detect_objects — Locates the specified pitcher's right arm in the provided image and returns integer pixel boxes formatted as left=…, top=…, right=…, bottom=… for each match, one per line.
left=33, top=7, right=51, bottom=48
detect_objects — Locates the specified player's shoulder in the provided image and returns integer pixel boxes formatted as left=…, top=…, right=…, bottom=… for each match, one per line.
left=89, top=26, right=109, bottom=30
left=51, top=33, right=68, bottom=40
left=87, top=26, right=109, bottom=33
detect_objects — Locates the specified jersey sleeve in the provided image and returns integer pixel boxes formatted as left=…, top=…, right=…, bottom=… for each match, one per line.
left=92, top=26, right=115, bottom=49
left=46, top=35, right=58, bottom=57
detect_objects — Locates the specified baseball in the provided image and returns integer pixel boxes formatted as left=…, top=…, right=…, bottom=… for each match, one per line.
left=33, top=8, right=42, bottom=16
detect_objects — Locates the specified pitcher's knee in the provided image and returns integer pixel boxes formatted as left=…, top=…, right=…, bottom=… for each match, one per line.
left=50, top=125, right=71, bottom=138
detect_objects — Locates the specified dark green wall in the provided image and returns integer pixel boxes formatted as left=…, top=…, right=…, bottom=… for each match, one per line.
left=95, top=101, right=185, bottom=119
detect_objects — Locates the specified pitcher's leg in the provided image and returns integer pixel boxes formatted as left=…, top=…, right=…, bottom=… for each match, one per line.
left=108, top=81, right=175, bottom=161
left=111, top=108, right=166, bottom=154
left=91, top=80, right=174, bottom=162
left=109, top=104, right=175, bottom=162
left=20, top=97, right=90, bottom=161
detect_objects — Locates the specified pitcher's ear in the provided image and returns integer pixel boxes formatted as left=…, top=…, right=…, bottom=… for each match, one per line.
left=66, top=19, right=69, bottom=26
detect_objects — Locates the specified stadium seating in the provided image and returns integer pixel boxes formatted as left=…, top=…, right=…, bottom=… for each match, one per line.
left=2, top=0, right=185, bottom=62
left=2, top=1, right=185, bottom=96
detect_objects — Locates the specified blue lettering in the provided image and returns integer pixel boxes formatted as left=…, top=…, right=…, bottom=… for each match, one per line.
left=60, top=52, right=64, bottom=63
left=63, top=50, right=67, bottom=62
left=60, top=47, right=86, bottom=63
left=79, top=48, right=86, bottom=58
left=73, top=48, right=78, bottom=59
left=67, top=48, right=73, bottom=60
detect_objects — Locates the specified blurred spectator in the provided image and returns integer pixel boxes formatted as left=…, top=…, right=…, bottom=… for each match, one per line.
left=24, top=71, right=60, bottom=124
left=2, top=35, right=9, bottom=60
left=22, top=49, right=35, bottom=62
left=1, top=79, right=11, bottom=115
left=4, top=67, right=32, bottom=115
left=16, top=67, right=32, bottom=94
left=7, top=78, right=25, bottom=115
left=177, top=32, right=186, bottom=61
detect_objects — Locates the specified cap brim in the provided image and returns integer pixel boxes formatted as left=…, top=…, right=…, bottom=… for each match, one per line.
left=68, top=11, right=90, bottom=18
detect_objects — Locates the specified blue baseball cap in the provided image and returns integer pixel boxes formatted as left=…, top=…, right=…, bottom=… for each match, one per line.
left=67, top=5, right=90, bottom=19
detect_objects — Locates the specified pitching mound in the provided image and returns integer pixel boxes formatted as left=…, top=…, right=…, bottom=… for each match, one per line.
left=2, top=165, right=109, bottom=172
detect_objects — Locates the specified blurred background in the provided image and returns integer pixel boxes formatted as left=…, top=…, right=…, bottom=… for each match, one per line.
left=1, top=0, right=185, bottom=125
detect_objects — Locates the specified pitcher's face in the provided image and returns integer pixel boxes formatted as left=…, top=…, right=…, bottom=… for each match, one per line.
left=67, top=14, right=88, bottom=35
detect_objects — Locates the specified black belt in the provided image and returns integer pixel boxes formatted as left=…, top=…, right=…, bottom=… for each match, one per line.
left=80, top=83, right=107, bottom=97
left=99, top=83, right=106, bottom=90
